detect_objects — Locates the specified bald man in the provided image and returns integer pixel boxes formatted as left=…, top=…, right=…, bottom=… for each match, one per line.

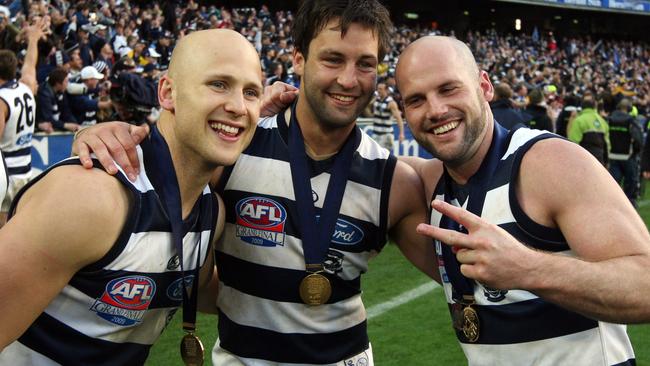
left=0, top=29, right=261, bottom=364
left=398, top=36, right=649, bottom=365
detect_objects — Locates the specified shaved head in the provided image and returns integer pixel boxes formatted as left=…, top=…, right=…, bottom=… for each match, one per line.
left=397, top=36, right=478, bottom=88
left=168, top=29, right=262, bottom=83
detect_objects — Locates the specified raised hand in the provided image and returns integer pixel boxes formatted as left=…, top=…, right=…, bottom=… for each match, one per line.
left=416, top=199, right=538, bottom=290
left=260, top=81, right=298, bottom=117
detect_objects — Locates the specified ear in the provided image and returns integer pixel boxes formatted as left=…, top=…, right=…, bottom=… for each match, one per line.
left=293, top=49, right=305, bottom=77
left=158, top=74, right=174, bottom=111
left=478, top=70, right=494, bottom=102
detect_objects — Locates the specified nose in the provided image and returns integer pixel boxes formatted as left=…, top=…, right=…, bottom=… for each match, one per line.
left=424, top=94, right=449, bottom=121
left=336, top=63, right=359, bottom=90
left=224, top=90, right=247, bottom=117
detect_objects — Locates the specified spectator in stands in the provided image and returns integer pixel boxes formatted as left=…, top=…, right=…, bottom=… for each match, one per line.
left=155, top=30, right=174, bottom=67
left=36, top=67, right=77, bottom=133
left=93, top=38, right=114, bottom=70
left=568, top=94, right=610, bottom=166
left=512, top=82, right=528, bottom=109
left=608, top=98, right=643, bottom=206
left=69, top=65, right=111, bottom=127
left=523, top=88, right=553, bottom=132
left=489, top=82, right=529, bottom=130
left=264, top=61, right=283, bottom=86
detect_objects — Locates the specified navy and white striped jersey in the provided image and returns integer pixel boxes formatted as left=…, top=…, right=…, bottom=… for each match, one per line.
left=372, top=96, right=395, bottom=135
left=214, top=109, right=396, bottom=365
left=0, top=145, right=216, bottom=365
left=431, top=126, right=635, bottom=366
left=0, top=81, right=35, bottom=177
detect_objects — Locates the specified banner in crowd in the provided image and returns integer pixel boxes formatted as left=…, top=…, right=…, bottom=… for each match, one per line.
left=500, top=0, right=650, bottom=14
left=30, top=124, right=433, bottom=173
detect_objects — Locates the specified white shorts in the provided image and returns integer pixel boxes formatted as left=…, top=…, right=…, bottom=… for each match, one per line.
left=212, top=339, right=374, bottom=366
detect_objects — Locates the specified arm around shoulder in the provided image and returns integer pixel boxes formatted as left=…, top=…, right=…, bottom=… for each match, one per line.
left=388, top=160, right=440, bottom=283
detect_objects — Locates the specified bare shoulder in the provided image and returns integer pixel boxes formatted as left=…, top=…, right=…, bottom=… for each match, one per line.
left=517, top=138, right=647, bottom=256
left=12, top=164, right=132, bottom=267
left=519, top=138, right=611, bottom=204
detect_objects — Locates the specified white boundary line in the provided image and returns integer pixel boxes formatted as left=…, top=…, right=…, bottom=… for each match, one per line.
left=367, top=281, right=440, bottom=320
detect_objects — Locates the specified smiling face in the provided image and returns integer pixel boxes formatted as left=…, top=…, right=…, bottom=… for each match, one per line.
left=397, top=36, right=494, bottom=168
left=161, top=29, right=262, bottom=169
left=293, top=19, right=378, bottom=130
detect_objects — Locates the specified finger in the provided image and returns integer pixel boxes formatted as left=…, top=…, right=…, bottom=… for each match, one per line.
left=416, top=223, right=473, bottom=249
left=455, top=248, right=478, bottom=264
left=128, top=123, right=150, bottom=143
left=431, top=199, right=484, bottom=232
left=117, top=127, right=144, bottom=180
left=459, top=263, right=479, bottom=281
left=84, top=135, right=118, bottom=175
left=76, top=142, right=94, bottom=169
left=99, top=132, right=135, bottom=180
left=279, top=90, right=299, bottom=104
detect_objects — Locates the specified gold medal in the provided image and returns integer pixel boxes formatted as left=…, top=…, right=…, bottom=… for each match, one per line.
left=461, top=305, right=480, bottom=343
left=180, top=332, right=205, bottom=366
left=299, top=272, right=332, bottom=305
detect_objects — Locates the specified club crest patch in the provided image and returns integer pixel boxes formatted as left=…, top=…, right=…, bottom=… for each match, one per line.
left=166, top=275, right=195, bottom=302
left=235, top=197, right=287, bottom=247
left=90, top=276, right=156, bottom=326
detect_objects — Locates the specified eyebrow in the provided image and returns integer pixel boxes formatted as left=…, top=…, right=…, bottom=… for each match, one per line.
left=318, top=49, right=377, bottom=62
left=206, top=73, right=263, bottom=89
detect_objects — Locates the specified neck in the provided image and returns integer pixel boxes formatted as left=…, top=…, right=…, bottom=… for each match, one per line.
left=157, top=114, right=213, bottom=219
left=446, top=114, right=495, bottom=185
left=293, top=96, right=355, bottom=157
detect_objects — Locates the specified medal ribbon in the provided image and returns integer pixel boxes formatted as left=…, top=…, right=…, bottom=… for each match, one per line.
left=287, top=101, right=358, bottom=270
left=439, top=122, right=510, bottom=303
left=141, top=125, right=202, bottom=332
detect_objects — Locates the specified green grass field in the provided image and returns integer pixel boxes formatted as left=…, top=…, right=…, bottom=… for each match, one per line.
left=147, top=194, right=650, bottom=365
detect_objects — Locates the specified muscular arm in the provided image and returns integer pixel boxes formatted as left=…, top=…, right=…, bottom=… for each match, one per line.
left=515, top=138, right=650, bottom=323
left=388, top=160, right=440, bottom=282
left=0, top=166, right=130, bottom=347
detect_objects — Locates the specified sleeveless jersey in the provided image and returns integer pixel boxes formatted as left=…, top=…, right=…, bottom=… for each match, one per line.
left=214, top=110, right=396, bottom=364
left=0, top=144, right=216, bottom=365
left=0, top=80, right=35, bottom=177
left=431, top=126, right=635, bottom=366
left=372, top=95, right=394, bottom=135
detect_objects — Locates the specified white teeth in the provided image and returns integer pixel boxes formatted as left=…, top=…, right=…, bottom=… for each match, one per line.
left=210, top=122, right=240, bottom=135
left=331, top=94, right=354, bottom=102
left=433, top=121, right=460, bottom=135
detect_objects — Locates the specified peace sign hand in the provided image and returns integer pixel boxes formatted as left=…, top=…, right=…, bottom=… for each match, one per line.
left=416, top=200, right=539, bottom=290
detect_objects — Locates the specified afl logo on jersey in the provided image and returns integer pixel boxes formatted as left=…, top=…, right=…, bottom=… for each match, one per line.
left=90, top=276, right=156, bottom=326
left=235, top=197, right=287, bottom=247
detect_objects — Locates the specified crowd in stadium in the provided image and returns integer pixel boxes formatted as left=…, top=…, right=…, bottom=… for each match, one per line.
left=1, top=1, right=650, bottom=365
left=1, top=1, right=648, bottom=131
